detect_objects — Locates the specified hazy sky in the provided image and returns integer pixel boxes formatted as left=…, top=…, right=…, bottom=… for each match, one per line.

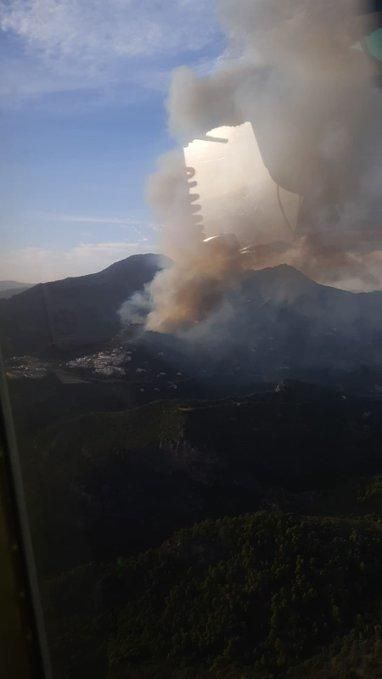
left=0, top=0, right=225, bottom=282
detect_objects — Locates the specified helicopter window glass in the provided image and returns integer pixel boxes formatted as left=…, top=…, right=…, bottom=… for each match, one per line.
left=1, top=2, right=382, bottom=678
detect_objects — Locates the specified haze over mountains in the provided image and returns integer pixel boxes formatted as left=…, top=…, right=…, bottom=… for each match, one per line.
left=2, top=253, right=382, bottom=385
left=0, top=280, right=33, bottom=299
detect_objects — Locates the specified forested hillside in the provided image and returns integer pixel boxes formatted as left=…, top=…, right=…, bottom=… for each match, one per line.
left=45, top=512, right=382, bottom=678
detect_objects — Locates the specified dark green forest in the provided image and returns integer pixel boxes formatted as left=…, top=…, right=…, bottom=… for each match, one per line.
left=45, top=512, right=382, bottom=678
left=12, top=382, right=382, bottom=678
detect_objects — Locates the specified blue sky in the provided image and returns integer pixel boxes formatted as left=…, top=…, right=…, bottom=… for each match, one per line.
left=0, top=0, right=224, bottom=282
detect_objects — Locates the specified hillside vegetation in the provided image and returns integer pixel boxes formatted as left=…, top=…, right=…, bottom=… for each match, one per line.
left=45, top=512, right=382, bottom=678
left=23, top=386, right=382, bottom=574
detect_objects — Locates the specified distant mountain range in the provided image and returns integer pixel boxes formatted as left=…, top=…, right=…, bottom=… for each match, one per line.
left=0, top=280, right=33, bottom=299
left=1, top=254, right=382, bottom=380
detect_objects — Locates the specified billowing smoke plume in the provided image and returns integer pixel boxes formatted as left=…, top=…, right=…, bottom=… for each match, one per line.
left=135, top=0, right=382, bottom=332
left=120, top=149, right=245, bottom=332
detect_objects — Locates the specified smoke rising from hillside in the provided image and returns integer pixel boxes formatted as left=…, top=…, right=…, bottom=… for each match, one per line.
left=130, top=0, right=382, bottom=332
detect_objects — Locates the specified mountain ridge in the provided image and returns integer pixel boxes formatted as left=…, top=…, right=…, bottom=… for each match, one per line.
left=0, top=253, right=164, bottom=356
left=0, top=280, right=32, bottom=288
left=2, top=255, right=382, bottom=377
left=0, top=280, right=33, bottom=300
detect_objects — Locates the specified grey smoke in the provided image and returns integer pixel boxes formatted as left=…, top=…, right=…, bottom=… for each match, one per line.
left=125, top=0, right=382, bottom=332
